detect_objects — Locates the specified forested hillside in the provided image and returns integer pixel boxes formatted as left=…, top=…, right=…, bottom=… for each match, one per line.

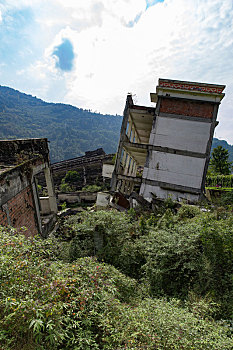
left=0, top=85, right=232, bottom=163
left=0, top=86, right=122, bottom=163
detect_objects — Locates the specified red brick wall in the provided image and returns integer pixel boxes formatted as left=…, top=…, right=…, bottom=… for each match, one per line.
left=160, top=98, right=214, bottom=119
left=0, top=210, right=8, bottom=227
left=0, top=185, right=39, bottom=236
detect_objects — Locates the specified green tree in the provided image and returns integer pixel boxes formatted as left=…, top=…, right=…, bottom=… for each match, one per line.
left=209, top=146, right=232, bottom=175
left=60, top=170, right=80, bottom=192
left=63, top=170, right=80, bottom=183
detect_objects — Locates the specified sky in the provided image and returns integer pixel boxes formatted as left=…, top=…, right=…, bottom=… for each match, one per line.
left=0, top=0, right=233, bottom=144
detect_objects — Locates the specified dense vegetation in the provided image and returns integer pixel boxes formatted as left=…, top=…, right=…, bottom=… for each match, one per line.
left=1, top=203, right=232, bottom=349
left=0, top=85, right=233, bottom=164
left=0, top=86, right=122, bottom=163
left=62, top=206, right=233, bottom=319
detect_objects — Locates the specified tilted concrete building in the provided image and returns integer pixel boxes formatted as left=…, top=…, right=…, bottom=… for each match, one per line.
left=111, top=79, right=225, bottom=202
left=0, top=138, right=57, bottom=236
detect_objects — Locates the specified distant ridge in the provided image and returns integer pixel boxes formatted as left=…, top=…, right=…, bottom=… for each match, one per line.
left=0, top=85, right=232, bottom=163
left=0, top=85, right=122, bottom=163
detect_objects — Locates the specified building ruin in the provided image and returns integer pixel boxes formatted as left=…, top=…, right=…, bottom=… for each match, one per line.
left=111, top=79, right=225, bottom=203
left=0, top=138, right=57, bottom=236
left=36, top=148, right=114, bottom=190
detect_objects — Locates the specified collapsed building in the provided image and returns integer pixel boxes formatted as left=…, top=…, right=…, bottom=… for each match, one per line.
left=36, top=148, right=114, bottom=190
left=0, top=79, right=226, bottom=233
left=111, top=79, right=225, bottom=203
left=0, top=138, right=57, bottom=236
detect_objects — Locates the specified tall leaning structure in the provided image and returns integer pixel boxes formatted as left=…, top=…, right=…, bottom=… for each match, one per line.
left=111, top=79, right=225, bottom=202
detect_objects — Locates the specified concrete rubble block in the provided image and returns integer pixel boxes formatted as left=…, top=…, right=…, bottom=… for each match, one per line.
left=96, top=192, right=110, bottom=209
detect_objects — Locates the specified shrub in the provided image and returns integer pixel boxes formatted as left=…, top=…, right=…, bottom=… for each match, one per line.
left=63, top=208, right=233, bottom=319
left=81, top=184, right=102, bottom=192
left=60, top=182, right=73, bottom=192
left=64, top=210, right=146, bottom=279
left=63, top=170, right=80, bottom=183
left=60, top=170, right=80, bottom=192
left=177, top=204, right=201, bottom=219
left=142, top=211, right=233, bottom=318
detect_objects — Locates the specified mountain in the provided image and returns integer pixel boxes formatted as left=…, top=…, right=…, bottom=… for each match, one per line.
left=0, top=85, right=232, bottom=164
left=0, top=86, right=122, bottom=163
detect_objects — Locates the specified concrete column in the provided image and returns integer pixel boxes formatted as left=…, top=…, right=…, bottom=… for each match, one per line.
left=2, top=203, right=12, bottom=226
left=117, top=179, right=123, bottom=192
left=130, top=160, right=136, bottom=176
left=133, top=160, right=137, bottom=175
left=129, top=180, right=134, bottom=194
left=124, top=180, right=129, bottom=194
left=127, top=119, right=132, bottom=139
left=130, top=128, right=135, bottom=142
left=44, top=166, right=57, bottom=213
left=124, top=154, right=130, bottom=175
left=122, top=149, right=127, bottom=167
left=128, top=157, right=134, bottom=176
left=32, top=181, right=43, bottom=234
left=119, top=179, right=125, bottom=193
left=83, top=166, right=86, bottom=186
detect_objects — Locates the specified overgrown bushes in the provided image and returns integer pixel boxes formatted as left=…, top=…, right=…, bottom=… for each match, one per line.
left=0, top=225, right=232, bottom=349
left=63, top=207, right=233, bottom=319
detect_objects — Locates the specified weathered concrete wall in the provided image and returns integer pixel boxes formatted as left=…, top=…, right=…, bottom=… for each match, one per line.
left=40, top=197, right=51, bottom=215
left=143, top=151, right=205, bottom=189
left=139, top=183, right=199, bottom=202
left=149, top=116, right=211, bottom=154
left=102, top=163, right=114, bottom=178
left=0, top=158, right=44, bottom=205
left=96, top=192, right=110, bottom=209
left=58, top=191, right=97, bottom=204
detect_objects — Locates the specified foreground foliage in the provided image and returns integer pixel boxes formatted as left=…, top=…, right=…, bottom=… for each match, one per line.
left=64, top=207, right=233, bottom=319
left=1, top=225, right=232, bottom=349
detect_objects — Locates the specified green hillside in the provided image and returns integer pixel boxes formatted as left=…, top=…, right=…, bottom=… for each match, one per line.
left=0, top=86, right=122, bottom=163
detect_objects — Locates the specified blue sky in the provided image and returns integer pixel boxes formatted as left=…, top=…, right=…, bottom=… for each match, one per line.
left=146, top=0, right=164, bottom=10
left=0, top=0, right=233, bottom=144
left=53, top=39, right=75, bottom=71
